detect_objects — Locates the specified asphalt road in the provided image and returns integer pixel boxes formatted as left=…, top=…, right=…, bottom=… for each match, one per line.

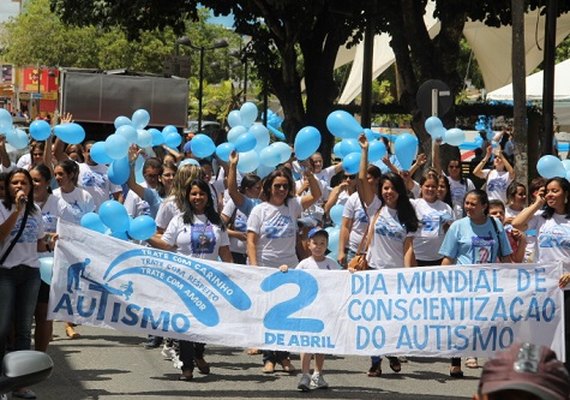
left=30, top=322, right=481, bottom=400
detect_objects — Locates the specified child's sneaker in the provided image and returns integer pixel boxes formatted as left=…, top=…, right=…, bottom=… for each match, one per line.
left=161, top=343, right=174, bottom=360
left=297, top=374, right=311, bottom=392
left=311, top=373, right=329, bottom=389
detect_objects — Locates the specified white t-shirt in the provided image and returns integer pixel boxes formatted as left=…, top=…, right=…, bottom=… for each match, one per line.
left=0, top=203, right=45, bottom=269
left=247, top=197, right=303, bottom=268
left=78, top=163, right=121, bottom=210
left=222, top=199, right=248, bottom=254
left=52, top=187, right=95, bottom=225
left=528, top=212, right=570, bottom=269
left=162, top=214, right=229, bottom=261
left=483, top=169, right=512, bottom=204
left=124, top=182, right=150, bottom=218
left=16, top=153, right=31, bottom=170
left=155, top=196, right=182, bottom=230
left=505, top=206, right=522, bottom=219
left=411, top=198, right=454, bottom=261
left=39, top=194, right=64, bottom=233
left=342, top=192, right=381, bottom=252
left=295, top=255, right=341, bottom=270
left=445, top=174, right=475, bottom=219
left=367, top=206, right=415, bottom=269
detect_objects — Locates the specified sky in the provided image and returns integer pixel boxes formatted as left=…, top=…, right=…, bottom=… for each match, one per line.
left=0, top=0, right=20, bottom=24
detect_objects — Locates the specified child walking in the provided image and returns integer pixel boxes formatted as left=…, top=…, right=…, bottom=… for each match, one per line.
left=279, top=227, right=341, bottom=391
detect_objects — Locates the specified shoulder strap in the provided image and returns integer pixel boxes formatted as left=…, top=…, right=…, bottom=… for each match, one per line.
left=356, top=207, right=381, bottom=255
left=0, top=209, right=29, bottom=265
left=489, top=216, right=503, bottom=261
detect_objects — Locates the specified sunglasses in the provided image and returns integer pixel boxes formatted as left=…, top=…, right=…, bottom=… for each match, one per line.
left=273, top=183, right=289, bottom=190
left=448, top=165, right=460, bottom=169
left=344, top=175, right=356, bottom=180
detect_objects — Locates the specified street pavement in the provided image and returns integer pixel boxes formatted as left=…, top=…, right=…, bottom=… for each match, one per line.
left=31, top=322, right=481, bottom=400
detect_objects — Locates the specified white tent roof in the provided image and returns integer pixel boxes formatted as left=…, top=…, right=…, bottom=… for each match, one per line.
left=337, top=3, right=570, bottom=104
left=487, top=58, right=570, bottom=101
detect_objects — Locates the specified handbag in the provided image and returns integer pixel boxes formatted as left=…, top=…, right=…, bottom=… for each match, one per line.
left=347, top=209, right=380, bottom=271
left=0, top=209, right=29, bottom=265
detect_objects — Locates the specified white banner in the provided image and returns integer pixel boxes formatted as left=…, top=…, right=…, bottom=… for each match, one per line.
left=49, top=220, right=565, bottom=359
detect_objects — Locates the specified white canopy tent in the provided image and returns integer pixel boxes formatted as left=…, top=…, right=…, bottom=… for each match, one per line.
left=487, top=58, right=570, bottom=127
left=337, top=3, right=570, bottom=105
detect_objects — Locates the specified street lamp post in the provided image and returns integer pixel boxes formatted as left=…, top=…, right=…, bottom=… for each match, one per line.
left=177, top=36, right=228, bottom=133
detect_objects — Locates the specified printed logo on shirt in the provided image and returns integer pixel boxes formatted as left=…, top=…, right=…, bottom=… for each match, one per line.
left=487, top=178, right=507, bottom=193
left=263, top=214, right=295, bottom=239
left=374, top=216, right=405, bottom=240
left=354, top=208, right=369, bottom=224
left=190, top=224, right=216, bottom=254
left=471, top=236, right=495, bottom=264
left=82, top=171, right=106, bottom=188
left=451, top=186, right=467, bottom=204
left=13, top=217, right=41, bottom=243
left=42, top=211, right=56, bottom=227
left=233, top=213, right=248, bottom=233
left=538, top=226, right=570, bottom=250
left=421, top=212, right=441, bottom=233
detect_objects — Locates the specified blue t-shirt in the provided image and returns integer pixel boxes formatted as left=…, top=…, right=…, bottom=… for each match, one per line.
left=439, top=216, right=512, bottom=265
left=237, top=196, right=262, bottom=217
left=143, top=187, right=163, bottom=219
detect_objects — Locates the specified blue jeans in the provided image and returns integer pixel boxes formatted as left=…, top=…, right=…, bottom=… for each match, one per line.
left=0, top=265, right=41, bottom=360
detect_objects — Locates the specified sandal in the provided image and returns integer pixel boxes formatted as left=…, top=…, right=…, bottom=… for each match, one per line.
left=388, top=357, right=401, bottom=373
left=465, top=357, right=479, bottom=369
left=65, top=326, right=80, bottom=339
left=194, top=358, right=210, bottom=375
left=246, top=348, right=261, bottom=355
left=449, top=366, right=464, bottom=378
left=262, top=361, right=275, bottom=374
left=280, top=358, right=295, bottom=374
left=367, top=362, right=382, bottom=377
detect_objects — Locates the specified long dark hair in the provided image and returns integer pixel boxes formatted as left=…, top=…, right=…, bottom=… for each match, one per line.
left=465, top=189, right=490, bottom=216
left=56, top=159, right=80, bottom=186
left=542, top=177, right=570, bottom=220
left=3, top=168, right=37, bottom=215
left=31, top=163, right=53, bottom=195
left=378, top=172, right=418, bottom=232
left=182, top=179, right=225, bottom=230
left=262, top=168, right=295, bottom=206
left=438, top=175, right=453, bottom=208
left=239, top=173, right=261, bottom=194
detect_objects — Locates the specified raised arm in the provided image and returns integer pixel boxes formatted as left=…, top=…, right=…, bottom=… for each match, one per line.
left=512, top=193, right=545, bottom=231
left=357, top=134, right=375, bottom=206
left=0, top=136, right=11, bottom=169
left=227, top=151, right=246, bottom=207
left=473, top=145, right=491, bottom=179
left=127, top=145, right=146, bottom=199
left=433, top=138, right=442, bottom=174
left=300, top=169, right=321, bottom=210
left=498, top=150, right=515, bottom=180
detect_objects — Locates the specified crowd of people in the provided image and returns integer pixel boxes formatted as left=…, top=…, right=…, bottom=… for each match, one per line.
left=1, top=117, right=570, bottom=398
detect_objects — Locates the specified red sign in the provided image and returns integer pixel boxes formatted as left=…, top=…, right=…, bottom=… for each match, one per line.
left=21, top=67, right=59, bottom=93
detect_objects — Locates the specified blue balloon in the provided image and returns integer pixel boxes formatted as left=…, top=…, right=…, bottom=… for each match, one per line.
left=0, top=108, right=12, bottom=129
left=165, top=132, right=182, bottom=149
left=149, top=128, right=165, bottom=146
left=333, top=141, right=344, bottom=159
left=267, top=124, right=286, bottom=141
left=339, top=139, right=361, bottom=158
left=342, top=152, right=360, bottom=174
left=110, top=230, right=129, bottom=241
left=424, top=116, right=443, bottom=136
left=9, top=129, right=28, bottom=150
left=537, top=155, right=566, bottom=179
left=228, top=110, right=242, bottom=128
left=294, top=126, right=321, bottom=161
left=234, top=131, right=257, bottom=153
left=215, top=142, right=235, bottom=162
left=80, top=212, right=107, bottom=234
left=394, top=133, right=418, bottom=171
left=368, top=140, right=387, bottom=162
left=326, top=110, right=362, bottom=139
left=237, top=150, right=259, bottom=173
left=104, top=134, right=129, bottom=160
left=39, top=256, right=53, bottom=285
left=136, top=129, right=152, bottom=148
left=108, top=157, right=130, bottom=185
left=116, top=124, right=137, bottom=144
left=327, top=227, right=340, bottom=253
left=90, top=141, right=112, bottom=164
left=163, top=125, right=178, bottom=135
left=364, top=128, right=381, bottom=141
left=444, top=128, right=465, bottom=147
left=250, top=124, right=270, bottom=152
left=329, top=204, right=344, bottom=226
left=256, top=164, right=274, bottom=179
left=135, top=155, right=145, bottom=184
left=190, top=134, right=216, bottom=158
left=240, top=102, right=258, bottom=127
left=54, top=123, right=85, bottom=145
left=29, top=120, right=51, bottom=140
left=114, top=116, right=132, bottom=129
left=271, top=142, right=292, bottom=164
left=132, top=109, right=150, bottom=130
left=227, top=126, right=247, bottom=143
left=259, top=145, right=281, bottom=167
left=431, top=126, right=446, bottom=140
left=128, top=215, right=157, bottom=240
left=179, top=158, right=200, bottom=167
left=99, top=200, right=130, bottom=233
